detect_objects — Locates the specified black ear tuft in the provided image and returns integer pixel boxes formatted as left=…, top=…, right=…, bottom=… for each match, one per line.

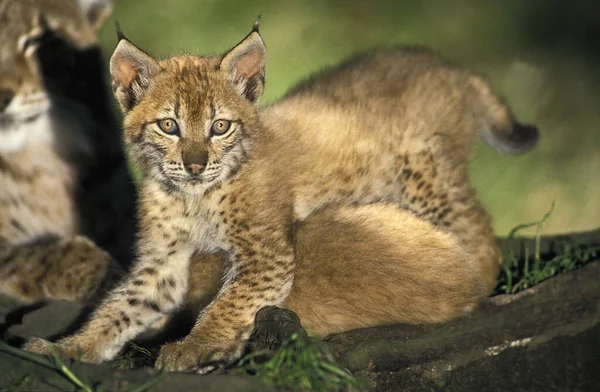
left=110, top=38, right=160, bottom=113
left=219, top=19, right=267, bottom=105
left=252, top=14, right=262, bottom=33
left=115, top=20, right=127, bottom=42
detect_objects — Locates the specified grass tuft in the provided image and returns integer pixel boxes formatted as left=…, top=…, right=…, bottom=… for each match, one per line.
left=0, top=341, right=163, bottom=392
left=48, top=345, right=94, bottom=392
left=113, top=341, right=155, bottom=370
left=495, top=202, right=600, bottom=294
left=232, top=332, right=365, bottom=391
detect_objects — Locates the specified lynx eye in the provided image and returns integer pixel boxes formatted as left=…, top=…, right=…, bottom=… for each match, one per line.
left=211, top=119, right=231, bottom=136
left=157, top=118, right=179, bottom=135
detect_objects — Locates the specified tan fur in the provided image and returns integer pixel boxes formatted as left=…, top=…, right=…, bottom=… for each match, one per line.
left=180, top=204, right=483, bottom=337
left=24, top=24, right=538, bottom=371
left=0, top=0, right=130, bottom=304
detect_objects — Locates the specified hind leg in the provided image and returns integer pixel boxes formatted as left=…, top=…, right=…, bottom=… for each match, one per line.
left=285, top=203, right=488, bottom=336
left=178, top=203, right=489, bottom=338
left=434, top=196, right=501, bottom=294
left=395, top=138, right=501, bottom=294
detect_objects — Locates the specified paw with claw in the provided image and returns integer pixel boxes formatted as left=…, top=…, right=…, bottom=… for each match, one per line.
left=155, top=337, right=247, bottom=373
left=23, top=336, right=103, bottom=364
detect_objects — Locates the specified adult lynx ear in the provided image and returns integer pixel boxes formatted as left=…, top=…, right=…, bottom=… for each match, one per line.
left=219, top=17, right=266, bottom=105
left=109, top=23, right=160, bottom=113
left=76, top=0, right=115, bottom=32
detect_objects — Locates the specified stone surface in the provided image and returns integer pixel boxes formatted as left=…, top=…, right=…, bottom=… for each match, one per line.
left=0, top=347, right=272, bottom=391
left=5, top=300, right=84, bottom=341
left=324, top=261, right=600, bottom=391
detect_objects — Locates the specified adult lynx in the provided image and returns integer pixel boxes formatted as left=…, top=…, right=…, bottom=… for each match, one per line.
left=0, top=0, right=135, bottom=304
left=25, top=20, right=538, bottom=372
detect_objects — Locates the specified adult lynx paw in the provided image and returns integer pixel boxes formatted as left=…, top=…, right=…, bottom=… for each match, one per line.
left=155, top=338, right=246, bottom=373
left=23, top=337, right=103, bottom=364
left=45, top=235, right=119, bottom=303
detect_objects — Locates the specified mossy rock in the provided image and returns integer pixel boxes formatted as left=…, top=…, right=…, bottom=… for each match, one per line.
left=324, top=261, right=600, bottom=391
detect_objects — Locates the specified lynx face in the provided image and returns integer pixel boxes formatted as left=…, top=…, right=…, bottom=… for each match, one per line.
left=0, top=0, right=112, bottom=154
left=120, top=59, right=258, bottom=194
left=0, top=12, right=53, bottom=153
left=111, top=27, right=266, bottom=195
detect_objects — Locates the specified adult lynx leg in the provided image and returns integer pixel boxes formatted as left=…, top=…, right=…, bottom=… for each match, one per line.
left=0, top=235, right=117, bottom=304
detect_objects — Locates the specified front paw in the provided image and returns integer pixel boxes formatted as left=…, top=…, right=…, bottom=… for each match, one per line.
left=155, top=338, right=245, bottom=373
left=23, top=337, right=102, bottom=364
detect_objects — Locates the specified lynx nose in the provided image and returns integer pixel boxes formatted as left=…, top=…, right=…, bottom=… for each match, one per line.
left=185, top=163, right=204, bottom=175
left=0, top=89, right=14, bottom=113
left=182, top=144, right=208, bottom=175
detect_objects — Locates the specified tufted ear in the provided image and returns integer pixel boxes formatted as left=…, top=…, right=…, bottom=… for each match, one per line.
left=109, top=23, right=160, bottom=113
left=76, top=0, right=115, bottom=32
left=219, top=16, right=266, bottom=105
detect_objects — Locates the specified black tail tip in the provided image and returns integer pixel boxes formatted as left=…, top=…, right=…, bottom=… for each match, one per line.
left=511, top=122, right=540, bottom=153
left=482, top=121, right=540, bottom=154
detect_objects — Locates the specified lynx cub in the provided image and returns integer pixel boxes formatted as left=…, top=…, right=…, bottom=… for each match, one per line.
left=25, top=20, right=538, bottom=372
left=0, top=0, right=135, bottom=304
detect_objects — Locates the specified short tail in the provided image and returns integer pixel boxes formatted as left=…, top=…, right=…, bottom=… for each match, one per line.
left=470, top=75, right=540, bottom=154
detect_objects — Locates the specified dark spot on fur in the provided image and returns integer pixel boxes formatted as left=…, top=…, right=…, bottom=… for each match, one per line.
left=167, top=277, right=176, bottom=288
left=20, top=283, right=31, bottom=295
left=120, top=312, right=131, bottom=326
left=9, top=219, right=25, bottom=233
left=141, top=267, right=157, bottom=276
left=143, top=300, right=161, bottom=312
left=163, top=293, right=175, bottom=304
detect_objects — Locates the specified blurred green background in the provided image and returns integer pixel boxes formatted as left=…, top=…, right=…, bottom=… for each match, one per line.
left=98, top=0, right=600, bottom=236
